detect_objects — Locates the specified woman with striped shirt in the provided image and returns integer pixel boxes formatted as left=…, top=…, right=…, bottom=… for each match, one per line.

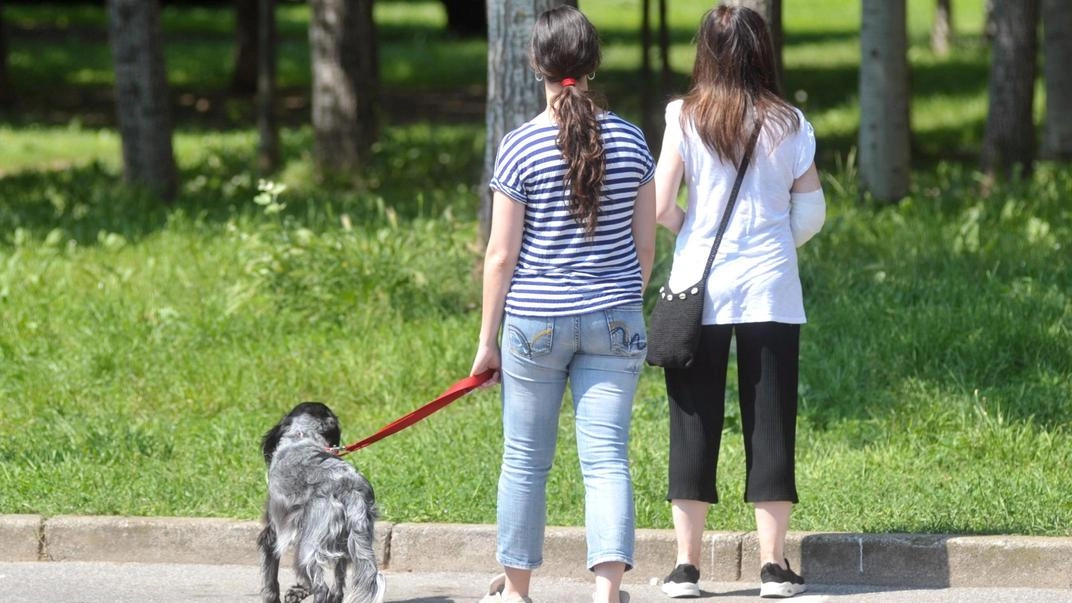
left=470, top=6, right=655, bottom=603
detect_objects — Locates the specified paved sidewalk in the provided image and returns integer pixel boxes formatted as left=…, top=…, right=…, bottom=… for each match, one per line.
left=2, top=514, right=1071, bottom=593
left=2, top=563, right=1072, bottom=603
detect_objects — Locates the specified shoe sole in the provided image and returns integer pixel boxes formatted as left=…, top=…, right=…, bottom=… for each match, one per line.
left=660, top=582, right=701, bottom=598
left=760, top=581, right=806, bottom=598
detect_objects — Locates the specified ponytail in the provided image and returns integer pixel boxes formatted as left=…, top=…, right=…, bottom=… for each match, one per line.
left=531, top=5, right=604, bottom=238
left=553, top=83, right=605, bottom=238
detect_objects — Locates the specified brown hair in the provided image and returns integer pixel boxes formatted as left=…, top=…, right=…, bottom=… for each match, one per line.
left=531, top=6, right=604, bottom=237
left=682, top=5, right=799, bottom=163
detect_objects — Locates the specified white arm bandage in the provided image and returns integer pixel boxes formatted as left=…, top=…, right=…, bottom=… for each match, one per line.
left=790, top=188, right=826, bottom=247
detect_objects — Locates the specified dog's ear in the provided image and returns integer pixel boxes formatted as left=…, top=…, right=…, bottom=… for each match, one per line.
left=261, top=419, right=286, bottom=465
left=323, top=414, right=341, bottom=448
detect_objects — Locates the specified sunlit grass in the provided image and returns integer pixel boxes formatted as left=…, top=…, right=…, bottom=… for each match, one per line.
left=1, top=143, right=1069, bottom=533
left=0, top=124, right=118, bottom=173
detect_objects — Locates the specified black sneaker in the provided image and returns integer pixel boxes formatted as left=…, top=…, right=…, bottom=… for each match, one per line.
left=759, top=559, right=806, bottom=598
left=661, top=563, right=700, bottom=598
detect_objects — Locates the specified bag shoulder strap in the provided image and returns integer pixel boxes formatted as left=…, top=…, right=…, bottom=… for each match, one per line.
left=699, top=119, right=764, bottom=280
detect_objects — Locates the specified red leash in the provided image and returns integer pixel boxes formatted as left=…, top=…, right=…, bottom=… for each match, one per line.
left=331, top=370, right=497, bottom=456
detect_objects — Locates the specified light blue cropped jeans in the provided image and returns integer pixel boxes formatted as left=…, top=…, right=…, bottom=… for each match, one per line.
left=496, top=304, right=646, bottom=572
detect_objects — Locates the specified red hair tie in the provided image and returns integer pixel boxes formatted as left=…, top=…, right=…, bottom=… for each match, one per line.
left=561, top=77, right=577, bottom=87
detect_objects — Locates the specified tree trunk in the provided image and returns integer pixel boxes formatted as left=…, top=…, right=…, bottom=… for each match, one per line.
left=722, top=0, right=782, bottom=93
left=984, top=0, right=997, bottom=41
left=982, top=0, right=1039, bottom=179
left=231, top=0, right=259, bottom=95
left=309, top=0, right=378, bottom=175
left=107, top=0, right=178, bottom=201
left=442, top=0, right=487, bottom=38
left=479, top=0, right=571, bottom=243
left=1042, top=0, right=1072, bottom=160
left=931, top=0, right=952, bottom=56
left=658, top=0, right=671, bottom=94
left=257, top=0, right=279, bottom=173
left=640, top=0, right=672, bottom=153
left=640, top=0, right=654, bottom=142
left=0, top=2, right=12, bottom=107
left=859, top=0, right=911, bottom=202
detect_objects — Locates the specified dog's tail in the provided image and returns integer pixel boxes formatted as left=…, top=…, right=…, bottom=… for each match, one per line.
left=342, top=481, right=382, bottom=603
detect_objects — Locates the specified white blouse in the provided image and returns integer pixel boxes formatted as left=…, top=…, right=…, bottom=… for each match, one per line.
left=663, top=99, right=817, bottom=325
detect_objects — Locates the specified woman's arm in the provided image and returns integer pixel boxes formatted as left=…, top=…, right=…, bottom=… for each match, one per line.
left=632, top=180, right=656, bottom=289
left=654, top=134, right=686, bottom=234
left=471, top=191, right=525, bottom=379
left=789, top=162, right=825, bottom=247
left=791, top=162, right=821, bottom=193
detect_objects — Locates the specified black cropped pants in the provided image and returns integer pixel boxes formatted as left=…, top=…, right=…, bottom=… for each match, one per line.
left=664, top=321, right=800, bottom=504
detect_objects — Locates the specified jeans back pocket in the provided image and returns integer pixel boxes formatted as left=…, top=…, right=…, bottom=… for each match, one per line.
left=506, top=315, right=555, bottom=359
left=606, top=306, right=647, bottom=356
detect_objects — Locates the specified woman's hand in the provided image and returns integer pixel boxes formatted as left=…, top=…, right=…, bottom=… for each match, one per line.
left=470, top=342, right=502, bottom=386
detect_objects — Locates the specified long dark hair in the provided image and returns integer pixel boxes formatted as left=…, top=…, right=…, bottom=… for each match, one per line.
left=531, top=6, right=604, bottom=237
left=682, top=5, right=799, bottom=163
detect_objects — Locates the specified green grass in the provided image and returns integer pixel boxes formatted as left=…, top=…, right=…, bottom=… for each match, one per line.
left=2, top=144, right=1068, bottom=534
left=1, top=1, right=1070, bottom=536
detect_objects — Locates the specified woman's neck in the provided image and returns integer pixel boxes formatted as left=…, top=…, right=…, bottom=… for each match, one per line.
left=543, top=78, right=590, bottom=108
left=541, top=79, right=602, bottom=124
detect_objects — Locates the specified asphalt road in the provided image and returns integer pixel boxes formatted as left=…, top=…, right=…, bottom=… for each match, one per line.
left=2, top=562, right=1070, bottom=603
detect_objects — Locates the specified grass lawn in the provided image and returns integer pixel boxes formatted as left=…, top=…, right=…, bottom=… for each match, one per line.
left=1, top=1, right=1070, bottom=536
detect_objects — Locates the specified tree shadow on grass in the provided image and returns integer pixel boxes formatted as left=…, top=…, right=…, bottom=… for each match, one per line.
left=0, top=114, right=485, bottom=247
left=0, top=163, right=174, bottom=246
left=911, top=119, right=987, bottom=164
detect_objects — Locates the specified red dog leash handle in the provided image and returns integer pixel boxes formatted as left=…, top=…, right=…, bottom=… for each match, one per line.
left=333, top=369, right=497, bottom=456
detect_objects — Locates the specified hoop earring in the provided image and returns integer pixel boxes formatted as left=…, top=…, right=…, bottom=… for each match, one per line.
left=587, top=72, right=596, bottom=80
left=534, top=72, right=544, bottom=82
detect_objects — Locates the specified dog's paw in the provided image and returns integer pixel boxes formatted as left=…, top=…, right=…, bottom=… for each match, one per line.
left=283, top=584, right=311, bottom=603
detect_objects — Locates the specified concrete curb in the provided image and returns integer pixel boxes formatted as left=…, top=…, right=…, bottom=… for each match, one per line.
left=2, top=515, right=1070, bottom=589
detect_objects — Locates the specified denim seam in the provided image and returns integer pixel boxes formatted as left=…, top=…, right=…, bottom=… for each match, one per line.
left=587, top=552, right=635, bottom=572
left=496, top=553, right=543, bottom=571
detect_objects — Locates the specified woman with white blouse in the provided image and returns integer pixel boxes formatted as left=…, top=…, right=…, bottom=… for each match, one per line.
left=653, top=5, right=825, bottom=600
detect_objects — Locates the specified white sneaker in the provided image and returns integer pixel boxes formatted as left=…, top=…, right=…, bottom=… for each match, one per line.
left=479, top=573, right=533, bottom=603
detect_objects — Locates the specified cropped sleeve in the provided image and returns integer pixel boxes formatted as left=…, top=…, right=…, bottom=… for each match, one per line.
left=638, top=137, right=656, bottom=185
left=663, top=99, right=685, bottom=158
left=489, top=131, right=529, bottom=204
left=792, top=110, right=817, bottom=179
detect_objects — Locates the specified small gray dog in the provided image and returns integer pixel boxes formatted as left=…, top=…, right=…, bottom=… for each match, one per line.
left=258, top=402, right=385, bottom=603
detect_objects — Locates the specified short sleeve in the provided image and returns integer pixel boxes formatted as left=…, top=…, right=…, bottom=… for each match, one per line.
left=489, top=131, right=529, bottom=204
left=638, top=134, right=656, bottom=185
left=792, top=110, right=816, bottom=179
left=663, top=99, right=685, bottom=157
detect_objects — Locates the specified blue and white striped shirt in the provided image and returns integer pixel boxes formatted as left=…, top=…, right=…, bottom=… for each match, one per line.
left=490, top=111, right=655, bottom=316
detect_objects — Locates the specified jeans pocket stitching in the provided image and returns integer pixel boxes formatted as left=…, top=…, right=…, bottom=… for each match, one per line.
left=607, top=309, right=647, bottom=356
left=507, top=319, right=554, bottom=359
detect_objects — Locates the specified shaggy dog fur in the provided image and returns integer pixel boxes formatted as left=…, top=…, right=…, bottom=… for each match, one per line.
left=258, top=402, right=383, bottom=603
